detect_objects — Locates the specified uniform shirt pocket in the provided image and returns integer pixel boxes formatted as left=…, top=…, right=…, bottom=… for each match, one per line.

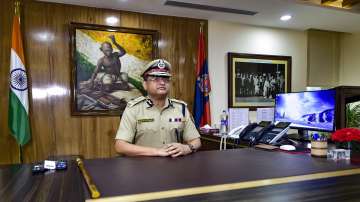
left=169, top=122, right=185, bottom=143
left=136, top=118, right=157, bottom=141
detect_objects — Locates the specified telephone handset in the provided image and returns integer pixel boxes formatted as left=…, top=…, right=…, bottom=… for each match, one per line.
left=228, top=125, right=246, bottom=137
left=220, top=125, right=248, bottom=150
left=231, top=123, right=258, bottom=145
left=227, top=123, right=256, bottom=137
left=238, top=123, right=258, bottom=138
left=220, top=124, right=256, bottom=150
left=241, top=121, right=273, bottom=142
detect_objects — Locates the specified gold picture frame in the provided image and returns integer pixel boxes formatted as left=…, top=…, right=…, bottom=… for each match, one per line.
left=228, top=53, right=291, bottom=110
left=70, top=23, right=158, bottom=116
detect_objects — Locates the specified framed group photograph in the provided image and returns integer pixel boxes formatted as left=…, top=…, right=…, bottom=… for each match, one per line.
left=70, top=23, right=158, bottom=116
left=228, top=53, right=291, bottom=110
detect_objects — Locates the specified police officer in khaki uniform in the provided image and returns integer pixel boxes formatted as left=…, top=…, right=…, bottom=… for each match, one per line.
left=114, top=59, right=201, bottom=157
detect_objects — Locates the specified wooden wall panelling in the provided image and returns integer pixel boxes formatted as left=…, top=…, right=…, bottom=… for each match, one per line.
left=0, top=0, right=20, bottom=164
left=0, top=0, right=208, bottom=164
left=22, top=1, right=55, bottom=163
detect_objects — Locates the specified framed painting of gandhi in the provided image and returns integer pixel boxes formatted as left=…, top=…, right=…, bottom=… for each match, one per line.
left=70, top=23, right=158, bottom=116
left=228, top=53, right=291, bottom=110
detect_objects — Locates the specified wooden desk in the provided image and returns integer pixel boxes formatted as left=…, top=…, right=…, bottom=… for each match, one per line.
left=1, top=149, right=360, bottom=201
left=0, top=160, right=84, bottom=201
left=82, top=149, right=360, bottom=201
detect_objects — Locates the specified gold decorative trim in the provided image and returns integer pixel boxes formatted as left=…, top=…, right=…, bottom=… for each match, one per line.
left=200, top=136, right=245, bottom=147
left=86, top=168, right=360, bottom=202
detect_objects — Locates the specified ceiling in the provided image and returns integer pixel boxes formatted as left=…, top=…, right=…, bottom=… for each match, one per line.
left=38, top=0, right=360, bottom=33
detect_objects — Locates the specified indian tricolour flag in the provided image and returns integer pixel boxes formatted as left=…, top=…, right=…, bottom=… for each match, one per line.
left=8, top=8, right=31, bottom=146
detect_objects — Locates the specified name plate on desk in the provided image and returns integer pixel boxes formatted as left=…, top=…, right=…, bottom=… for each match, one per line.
left=44, top=160, right=56, bottom=170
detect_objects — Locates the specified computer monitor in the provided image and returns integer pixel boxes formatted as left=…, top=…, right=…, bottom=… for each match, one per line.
left=274, top=89, right=336, bottom=132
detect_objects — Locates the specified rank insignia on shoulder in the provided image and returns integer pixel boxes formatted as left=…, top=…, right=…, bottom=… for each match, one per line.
left=128, top=96, right=146, bottom=107
left=170, top=98, right=187, bottom=106
left=137, top=118, right=154, bottom=123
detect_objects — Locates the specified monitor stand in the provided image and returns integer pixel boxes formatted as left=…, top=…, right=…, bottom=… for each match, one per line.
left=297, top=129, right=310, bottom=141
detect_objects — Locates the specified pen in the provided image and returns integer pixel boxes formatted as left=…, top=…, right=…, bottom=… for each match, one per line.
left=175, top=128, right=180, bottom=143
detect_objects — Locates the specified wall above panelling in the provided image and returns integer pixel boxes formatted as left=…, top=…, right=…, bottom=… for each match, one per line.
left=340, top=33, right=360, bottom=86
left=208, top=20, right=308, bottom=124
left=0, top=0, right=207, bottom=164
left=307, top=29, right=340, bottom=88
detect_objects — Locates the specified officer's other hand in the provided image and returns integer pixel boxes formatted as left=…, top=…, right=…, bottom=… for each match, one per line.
left=165, top=143, right=191, bottom=158
left=156, top=147, right=171, bottom=157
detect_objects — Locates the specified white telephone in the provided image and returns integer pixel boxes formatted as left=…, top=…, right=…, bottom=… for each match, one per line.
left=220, top=124, right=248, bottom=150
left=228, top=125, right=248, bottom=138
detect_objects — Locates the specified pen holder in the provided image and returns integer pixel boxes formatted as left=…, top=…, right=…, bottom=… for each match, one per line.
left=311, top=141, right=328, bottom=158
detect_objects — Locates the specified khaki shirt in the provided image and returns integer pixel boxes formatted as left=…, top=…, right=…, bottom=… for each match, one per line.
left=115, top=96, right=200, bottom=148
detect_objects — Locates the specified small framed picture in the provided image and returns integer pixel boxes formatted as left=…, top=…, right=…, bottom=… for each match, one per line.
left=228, top=52, right=291, bottom=110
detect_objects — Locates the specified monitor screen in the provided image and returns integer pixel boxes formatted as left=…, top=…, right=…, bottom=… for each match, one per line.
left=274, top=89, right=336, bottom=132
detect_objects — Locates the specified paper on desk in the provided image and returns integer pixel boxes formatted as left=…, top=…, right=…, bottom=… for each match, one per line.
left=229, top=108, right=249, bottom=130
left=256, top=108, right=274, bottom=122
left=200, top=124, right=212, bottom=129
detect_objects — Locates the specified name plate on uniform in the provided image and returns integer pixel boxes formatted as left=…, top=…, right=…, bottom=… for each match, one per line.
left=137, top=118, right=154, bottom=123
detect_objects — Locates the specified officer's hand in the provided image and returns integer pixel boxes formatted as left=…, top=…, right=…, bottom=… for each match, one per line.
left=165, top=143, right=191, bottom=158
left=155, top=147, right=170, bottom=157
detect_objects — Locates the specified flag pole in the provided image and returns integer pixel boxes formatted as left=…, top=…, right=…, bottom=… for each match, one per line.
left=19, top=146, right=23, bottom=163
left=15, top=1, right=20, bottom=15
left=9, top=0, right=31, bottom=155
left=15, top=0, right=23, bottom=164
left=193, top=21, right=211, bottom=127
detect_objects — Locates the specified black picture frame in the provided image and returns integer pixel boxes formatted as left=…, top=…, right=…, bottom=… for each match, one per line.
left=70, top=22, right=158, bottom=116
left=228, top=52, right=292, bottom=110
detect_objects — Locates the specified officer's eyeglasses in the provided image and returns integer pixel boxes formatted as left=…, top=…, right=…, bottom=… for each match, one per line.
left=146, top=76, right=171, bottom=83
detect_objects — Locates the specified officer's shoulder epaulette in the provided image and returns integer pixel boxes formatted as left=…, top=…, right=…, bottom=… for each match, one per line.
left=170, top=98, right=187, bottom=106
left=127, top=96, right=146, bottom=107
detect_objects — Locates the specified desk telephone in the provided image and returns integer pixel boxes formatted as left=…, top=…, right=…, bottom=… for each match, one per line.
left=241, top=121, right=272, bottom=143
left=220, top=125, right=254, bottom=150
left=228, top=123, right=257, bottom=137
left=258, top=122, right=291, bottom=144
left=229, top=121, right=291, bottom=146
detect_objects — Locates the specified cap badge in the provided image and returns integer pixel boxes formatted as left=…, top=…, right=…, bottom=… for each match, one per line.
left=157, top=59, right=166, bottom=69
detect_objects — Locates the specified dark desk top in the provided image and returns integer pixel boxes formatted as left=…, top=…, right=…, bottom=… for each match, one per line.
left=0, top=160, right=84, bottom=201
left=1, top=149, right=360, bottom=202
left=83, top=148, right=360, bottom=201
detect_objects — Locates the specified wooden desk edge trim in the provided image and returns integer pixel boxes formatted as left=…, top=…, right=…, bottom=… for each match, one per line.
left=86, top=168, right=360, bottom=202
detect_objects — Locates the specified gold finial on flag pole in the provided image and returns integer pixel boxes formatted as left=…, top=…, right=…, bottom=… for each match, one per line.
left=200, top=21, right=204, bottom=33
left=14, top=0, right=21, bottom=16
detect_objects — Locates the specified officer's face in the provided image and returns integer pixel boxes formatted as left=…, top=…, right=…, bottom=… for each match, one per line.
left=143, top=76, right=171, bottom=97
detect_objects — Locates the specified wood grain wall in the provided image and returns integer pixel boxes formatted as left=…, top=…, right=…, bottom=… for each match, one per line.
left=0, top=0, right=207, bottom=164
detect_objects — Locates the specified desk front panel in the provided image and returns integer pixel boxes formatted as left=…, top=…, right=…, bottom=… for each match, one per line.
left=83, top=149, right=360, bottom=200
left=150, top=174, right=360, bottom=202
left=1, top=149, right=359, bottom=201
